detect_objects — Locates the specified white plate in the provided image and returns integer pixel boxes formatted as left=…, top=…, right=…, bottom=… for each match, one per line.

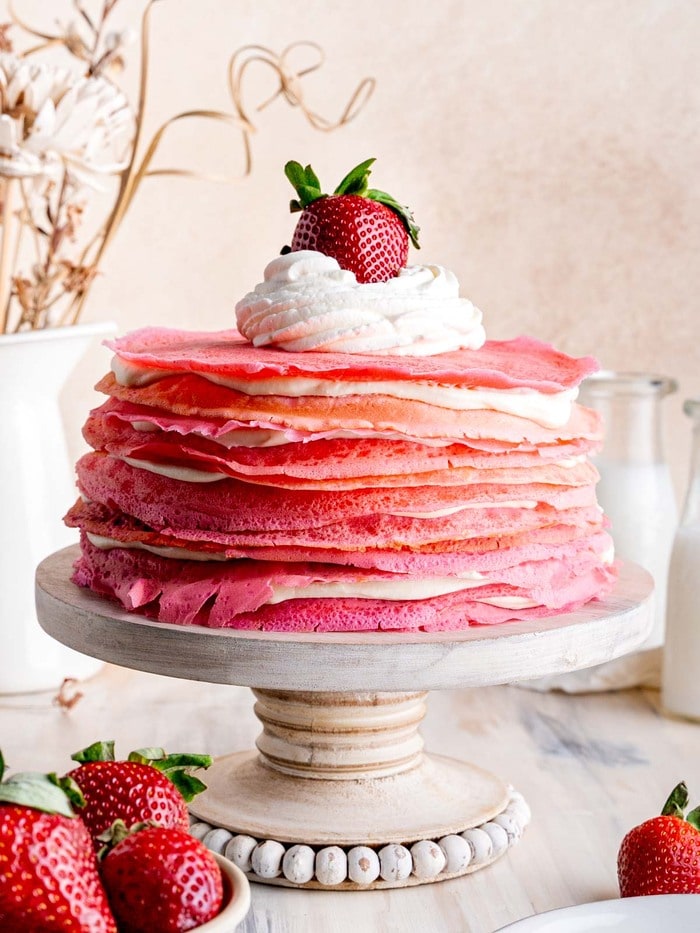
left=496, top=895, right=700, bottom=932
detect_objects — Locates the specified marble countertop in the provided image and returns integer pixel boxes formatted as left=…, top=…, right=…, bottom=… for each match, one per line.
left=2, top=665, right=697, bottom=932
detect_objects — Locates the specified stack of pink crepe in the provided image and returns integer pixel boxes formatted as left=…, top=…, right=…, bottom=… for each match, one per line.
left=65, top=328, right=617, bottom=632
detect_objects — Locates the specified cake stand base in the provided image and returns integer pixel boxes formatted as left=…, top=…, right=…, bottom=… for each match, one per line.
left=187, top=688, right=528, bottom=888
left=35, top=549, right=653, bottom=891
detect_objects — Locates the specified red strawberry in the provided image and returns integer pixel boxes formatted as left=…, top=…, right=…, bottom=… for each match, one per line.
left=617, top=781, right=700, bottom=896
left=100, top=823, right=223, bottom=933
left=285, top=157, right=420, bottom=283
left=67, top=740, right=212, bottom=850
left=0, top=750, right=117, bottom=932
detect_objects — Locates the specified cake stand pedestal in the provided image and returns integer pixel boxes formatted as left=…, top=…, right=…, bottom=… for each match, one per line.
left=36, top=548, right=653, bottom=890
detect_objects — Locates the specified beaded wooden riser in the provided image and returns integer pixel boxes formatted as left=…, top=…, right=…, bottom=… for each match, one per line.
left=36, top=547, right=653, bottom=890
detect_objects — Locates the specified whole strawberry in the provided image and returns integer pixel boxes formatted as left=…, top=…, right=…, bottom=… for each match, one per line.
left=285, top=158, right=420, bottom=283
left=100, top=823, right=223, bottom=933
left=618, top=781, right=700, bottom=896
left=67, top=740, right=212, bottom=850
left=0, top=750, right=117, bottom=932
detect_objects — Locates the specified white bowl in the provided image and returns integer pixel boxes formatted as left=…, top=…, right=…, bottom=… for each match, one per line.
left=495, top=894, right=700, bottom=931
left=195, top=853, right=251, bottom=931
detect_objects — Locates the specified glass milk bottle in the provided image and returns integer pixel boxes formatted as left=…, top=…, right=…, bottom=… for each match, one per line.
left=580, top=372, right=678, bottom=686
left=662, top=398, right=700, bottom=721
left=518, top=371, right=677, bottom=693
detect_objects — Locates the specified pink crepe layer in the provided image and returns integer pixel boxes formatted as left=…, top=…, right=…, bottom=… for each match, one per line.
left=84, top=402, right=602, bottom=483
left=73, top=536, right=616, bottom=631
left=91, top=397, right=601, bottom=458
left=107, top=330, right=598, bottom=392
left=67, top=497, right=612, bottom=574
left=96, top=373, right=602, bottom=445
left=73, top=452, right=601, bottom=544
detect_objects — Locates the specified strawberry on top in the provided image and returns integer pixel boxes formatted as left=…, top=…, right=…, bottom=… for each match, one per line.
left=285, top=157, right=420, bottom=284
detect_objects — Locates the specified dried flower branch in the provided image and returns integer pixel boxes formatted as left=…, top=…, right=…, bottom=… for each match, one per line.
left=0, top=0, right=375, bottom=333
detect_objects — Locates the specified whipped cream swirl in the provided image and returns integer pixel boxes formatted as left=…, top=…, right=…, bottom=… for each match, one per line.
left=235, top=251, right=486, bottom=355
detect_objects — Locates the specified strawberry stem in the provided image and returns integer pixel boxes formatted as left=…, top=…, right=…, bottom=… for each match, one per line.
left=0, top=770, right=84, bottom=817
left=333, top=158, right=375, bottom=196
left=661, top=781, right=689, bottom=818
left=127, top=749, right=213, bottom=803
left=284, top=157, right=421, bottom=248
left=285, top=161, right=324, bottom=212
left=71, top=741, right=213, bottom=803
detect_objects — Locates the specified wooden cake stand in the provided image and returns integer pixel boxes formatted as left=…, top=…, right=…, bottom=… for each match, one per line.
left=36, top=547, right=653, bottom=890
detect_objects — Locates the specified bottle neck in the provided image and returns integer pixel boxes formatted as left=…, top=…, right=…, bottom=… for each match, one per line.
left=579, top=373, right=676, bottom=465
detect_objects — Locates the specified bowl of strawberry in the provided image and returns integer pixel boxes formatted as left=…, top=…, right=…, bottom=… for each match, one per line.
left=0, top=741, right=251, bottom=932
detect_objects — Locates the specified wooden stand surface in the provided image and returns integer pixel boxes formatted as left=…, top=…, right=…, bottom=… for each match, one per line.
left=35, top=547, right=653, bottom=889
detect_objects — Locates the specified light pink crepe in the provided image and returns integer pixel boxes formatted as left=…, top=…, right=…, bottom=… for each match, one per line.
left=96, top=372, right=602, bottom=445
left=84, top=402, right=602, bottom=482
left=107, top=329, right=598, bottom=392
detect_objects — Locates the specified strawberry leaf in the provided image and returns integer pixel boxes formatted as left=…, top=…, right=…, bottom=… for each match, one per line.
left=168, top=771, right=208, bottom=803
left=334, top=158, right=375, bottom=196
left=686, top=806, right=700, bottom=832
left=295, top=186, right=326, bottom=211
left=127, top=747, right=167, bottom=762
left=302, top=163, right=321, bottom=191
left=285, top=161, right=324, bottom=208
left=661, top=781, right=689, bottom=818
left=127, top=749, right=212, bottom=802
left=128, top=750, right=212, bottom=772
left=71, top=740, right=116, bottom=763
left=53, top=774, right=87, bottom=811
left=0, top=749, right=4, bottom=783
left=97, top=818, right=137, bottom=857
left=0, top=772, right=81, bottom=817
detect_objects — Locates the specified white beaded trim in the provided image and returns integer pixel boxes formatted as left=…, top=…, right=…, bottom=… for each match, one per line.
left=189, top=786, right=530, bottom=888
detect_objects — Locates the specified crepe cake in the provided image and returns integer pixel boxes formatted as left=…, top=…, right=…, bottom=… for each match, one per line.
left=65, top=288, right=616, bottom=631
left=65, top=160, right=617, bottom=632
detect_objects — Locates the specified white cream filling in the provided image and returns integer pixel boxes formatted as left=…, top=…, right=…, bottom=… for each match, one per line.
left=87, top=533, right=230, bottom=562
left=131, top=421, right=294, bottom=448
left=85, top=533, right=538, bottom=608
left=387, top=501, right=537, bottom=517
left=131, top=420, right=160, bottom=432
left=483, top=596, right=538, bottom=609
left=121, top=456, right=227, bottom=483
left=111, top=357, right=576, bottom=430
left=116, top=454, right=572, bottom=491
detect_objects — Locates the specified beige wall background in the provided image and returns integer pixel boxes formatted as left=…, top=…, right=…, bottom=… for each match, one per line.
left=12, top=0, right=700, bottom=498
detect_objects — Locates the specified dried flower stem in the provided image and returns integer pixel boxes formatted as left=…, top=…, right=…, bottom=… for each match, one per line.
left=0, top=177, right=16, bottom=332
left=3, top=0, right=375, bottom=331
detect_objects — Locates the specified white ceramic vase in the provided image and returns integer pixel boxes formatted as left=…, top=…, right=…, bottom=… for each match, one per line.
left=0, top=321, right=113, bottom=693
